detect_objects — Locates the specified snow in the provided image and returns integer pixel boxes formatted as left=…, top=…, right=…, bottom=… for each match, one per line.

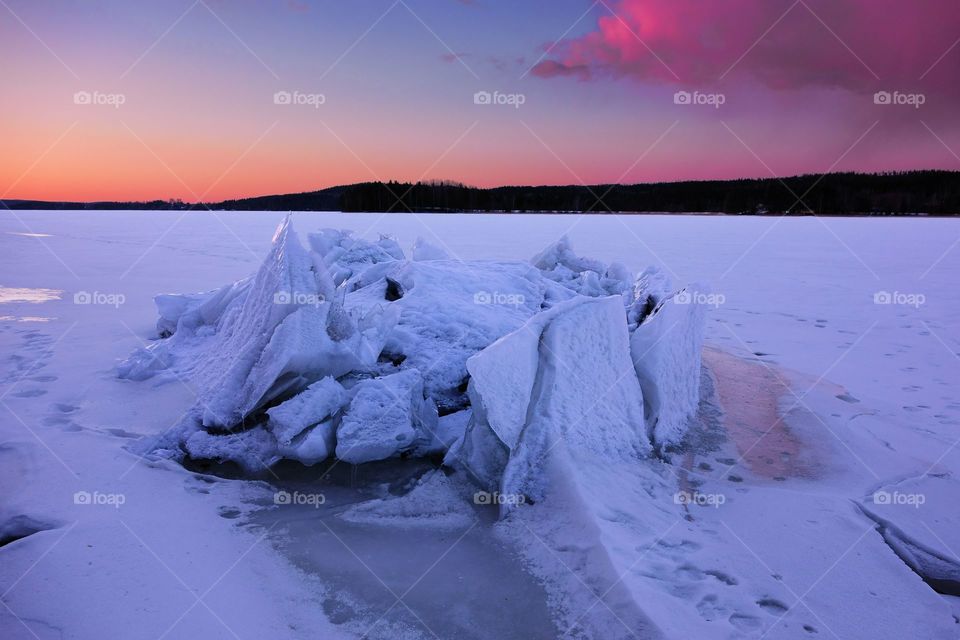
left=2, top=210, right=959, bottom=640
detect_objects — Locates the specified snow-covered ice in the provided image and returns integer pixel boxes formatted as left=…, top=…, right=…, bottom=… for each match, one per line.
left=116, top=217, right=698, bottom=473
left=2, top=210, right=959, bottom=640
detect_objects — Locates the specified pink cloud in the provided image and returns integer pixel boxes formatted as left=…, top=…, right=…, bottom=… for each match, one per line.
left=532, top=0, right=960, bottom=93
left=440, top=52, right=471, bottom=63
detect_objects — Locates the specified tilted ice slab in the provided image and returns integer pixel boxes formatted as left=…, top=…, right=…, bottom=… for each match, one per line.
left=631, top=287, right=707, bottom=453
left=266, top=376, right=346, bottom=465
left=120, top=216, right=389, bottom=428
left=859, top=473, right=960, bottom=595
left=455, top=295, right=652, bottom=505
left=451, top=294, right=717, bottom=637
left=120, top=218, right=706, bottom=475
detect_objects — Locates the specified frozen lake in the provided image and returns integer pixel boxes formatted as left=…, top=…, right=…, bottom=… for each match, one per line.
left=3, top=210, right=957, bottom=421
left=1, top=210, right=958, bottom=640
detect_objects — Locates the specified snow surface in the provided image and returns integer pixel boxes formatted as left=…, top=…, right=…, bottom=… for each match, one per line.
left=1, top=210, right=959, bottom=640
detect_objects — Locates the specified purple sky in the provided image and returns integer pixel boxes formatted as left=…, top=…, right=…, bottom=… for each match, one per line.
left=2, top=0, right=958, bottom=201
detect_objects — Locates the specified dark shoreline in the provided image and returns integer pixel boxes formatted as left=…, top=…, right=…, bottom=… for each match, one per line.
left=4, top=169, right=959, bottom=216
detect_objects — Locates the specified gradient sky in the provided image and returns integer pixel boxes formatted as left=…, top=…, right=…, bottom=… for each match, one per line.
left=2, top=0, right=959, bottom=202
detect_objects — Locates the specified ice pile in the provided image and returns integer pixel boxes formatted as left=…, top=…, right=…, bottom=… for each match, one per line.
left=121, top=217, right=707, bottom=477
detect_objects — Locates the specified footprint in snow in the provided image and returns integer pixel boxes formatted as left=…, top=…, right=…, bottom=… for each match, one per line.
left=12, top=388, right=46, bottom=398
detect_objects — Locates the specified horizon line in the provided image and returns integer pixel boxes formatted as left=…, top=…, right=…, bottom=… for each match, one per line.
left=3, top=168, right=955, bottom=205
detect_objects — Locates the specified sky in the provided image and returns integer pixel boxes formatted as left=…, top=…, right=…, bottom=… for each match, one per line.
left=1, top=0, right=959, bottom=202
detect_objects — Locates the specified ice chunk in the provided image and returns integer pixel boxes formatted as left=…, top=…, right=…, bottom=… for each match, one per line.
left=531, top=235, right=634, bottom=302
left=307, top=229, right=404, bottom=286
left=860, top=474, right=960, bottom=594
left=627, top=266, right=672, bottom=328
left=267, top=376, right=343, bottom=464
left=335, top=369, right=438, bottom=464
left=452, top=315, right=541, bottom=489
left=188, top=216, right=332, bottom=427
left=122, top=216, right=397, bottom=436
left=339, top=471, right=475, bottom=531
left=279, top=420, right=337, bottom=466
left=118, top=278, right=253, bottom=380
left=429, top=408, right=472, bottom=453
left=345, top=259, right=547, bottom=411
left=630, top=287, right=707, bottom=452
left=411, top=236, right=450, bottom=261
left=155, top=291, right=209, bottom=338
left=531, top=235, right=607, bottom=275
left=266, top=376, right=346, bottom=446
left=223, top=300, right=394, bottom=427
left=455, top=296, right=650, bottom=503
left=183, top=425, right=279, bottom=474
left=123, top=222, right=708, bottom=479
left=501, top=296, right=651, bottom=508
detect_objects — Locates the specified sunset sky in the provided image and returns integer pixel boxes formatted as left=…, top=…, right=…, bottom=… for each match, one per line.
left=2, top=0, right=959, bottom=202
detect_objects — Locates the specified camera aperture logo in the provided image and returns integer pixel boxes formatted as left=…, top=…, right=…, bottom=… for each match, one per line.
left=273, top=90, right=326, bottom=109
left=873, top=290, right=925, bottom=308
left=74, top=490, right=126, bottom=508
left=474, top=491, right=526, bottom=506
left=74, top=291, right=126, bottom=308
left=675, top=289, right=725, bottom=308
left=674, top=490, right=726, bottom=508
left=674, top=90, right=725, bottom=108
left=873, top=91, right=925, bottom=109
left=73, top=90, right=126, bottom=108
left=474, top=290, right=525, bottom=307
left=273, top=290, right=326, bottom=306
left=473, top=90, right=526, bottom=109
left=873, top=490, right=924, bottom=508
left=274, top=490, right=325, bottom=508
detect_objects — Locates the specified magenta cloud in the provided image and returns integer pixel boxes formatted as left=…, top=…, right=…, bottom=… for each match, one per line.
left=532, top=0, right=960, bottom=93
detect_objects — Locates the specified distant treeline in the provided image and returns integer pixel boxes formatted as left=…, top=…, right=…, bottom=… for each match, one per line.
left=4, top=171, right=960, bottom=214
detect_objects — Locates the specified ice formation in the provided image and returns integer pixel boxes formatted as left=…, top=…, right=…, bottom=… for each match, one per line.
left=455, top=295, right=652, bottom=512
left=630, top=288, right=708, bottom=452
left=121, top=218, right=706, bottom=477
